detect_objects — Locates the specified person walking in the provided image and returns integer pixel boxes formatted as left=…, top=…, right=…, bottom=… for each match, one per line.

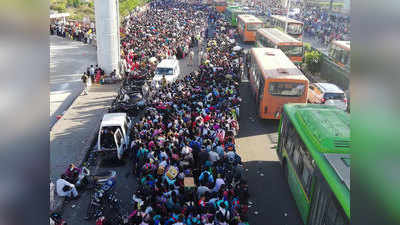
left=89, top=65, right=95, bottom=83
left=81, top=72, right=89, bottom=95
left=188, top=50, right=194, bottom=66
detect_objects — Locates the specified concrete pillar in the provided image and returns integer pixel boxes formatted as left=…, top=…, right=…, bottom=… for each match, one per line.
left=94, top=0, right=120, bottom=75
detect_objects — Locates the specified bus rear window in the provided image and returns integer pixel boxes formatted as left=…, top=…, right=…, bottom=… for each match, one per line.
left=247, top=23, right=263, bottom=31
left=269, top=82, right=305, bottom=97
left=287, top=23, right=303, bottom=34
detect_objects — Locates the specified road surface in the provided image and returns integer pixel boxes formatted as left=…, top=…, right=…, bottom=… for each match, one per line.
left=50, top=35, right=97, bottom=129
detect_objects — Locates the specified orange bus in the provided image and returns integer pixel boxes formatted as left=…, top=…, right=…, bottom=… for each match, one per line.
left=256, top=28, right=303, bottom=64
left=248, top=48, right=309, bottom=119
left=214, top=0, right=227, bottom=12
left=237, top=14, right=264, bottom=42
left=270, top=15, right=304, bottom=40
left=328, top=40, right=350, bottom=69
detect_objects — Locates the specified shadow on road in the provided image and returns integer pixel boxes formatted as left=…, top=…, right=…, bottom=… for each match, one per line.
left=243, top=160, right=303, bottom=225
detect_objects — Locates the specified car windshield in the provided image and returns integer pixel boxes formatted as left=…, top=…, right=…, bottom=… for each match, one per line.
left=324, top=92, right=345, bottom=100
left=269, top=82, right=305, bottom=97
left=156, top=67, right=174, bottom=75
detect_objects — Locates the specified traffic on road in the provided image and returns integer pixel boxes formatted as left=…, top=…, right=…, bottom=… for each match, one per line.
left=50, top=0, right=351, bottom=225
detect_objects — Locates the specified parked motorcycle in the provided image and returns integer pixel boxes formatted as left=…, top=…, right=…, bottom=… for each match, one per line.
left=85, top=178, right=116, bottom=220
left=75, top=167, right=117, bottom=190
left=50, top=212, right=67, bottom=225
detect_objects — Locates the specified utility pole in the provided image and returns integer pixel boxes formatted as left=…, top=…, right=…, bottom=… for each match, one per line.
left=329, top=0, right=334, bottom=14
left=284, top=0, right=291, bottom=33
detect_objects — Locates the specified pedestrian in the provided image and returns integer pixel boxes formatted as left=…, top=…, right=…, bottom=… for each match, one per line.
left=89, top=65, right=95, bottom=82
left=188, top=50, right=194, bottom=66
left=81, top=72, right=89, bottom=95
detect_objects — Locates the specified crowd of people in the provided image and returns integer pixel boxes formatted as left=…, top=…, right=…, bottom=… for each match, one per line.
left=103, top=2, right=247, bottom=224
left=50, top=22, right=96, bottom=45
left=119, top=1, right=208, bottom=79
left=293, top=6, right=350, bottom=47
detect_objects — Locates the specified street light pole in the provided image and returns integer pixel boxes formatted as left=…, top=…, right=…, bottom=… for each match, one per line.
left=284, top=0, right=291, bottom=33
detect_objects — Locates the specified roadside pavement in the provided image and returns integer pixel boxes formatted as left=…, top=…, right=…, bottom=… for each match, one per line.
left=50, top=83, right=119, bottom=182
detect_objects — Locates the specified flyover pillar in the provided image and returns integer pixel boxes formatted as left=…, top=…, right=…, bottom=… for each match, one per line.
left=94, top=0, right=120, bottom=76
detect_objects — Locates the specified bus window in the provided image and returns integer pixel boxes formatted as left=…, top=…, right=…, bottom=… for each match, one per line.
left=269, top=82, right=305, bottom=97
left=279, top=46, right=303, bottom=57
left=292, top=144, right=301, bottom=169
left=247, top=23, right=263, bottom=31
left=285, top=122, right=296, bottom=156
left=287, top=23, right=302, bottom=34
left=323, top=197, right=349, bottom=225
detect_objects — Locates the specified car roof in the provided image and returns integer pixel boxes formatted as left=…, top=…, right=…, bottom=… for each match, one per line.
left=314, top=83, right=344, bottom=93
left=101, top=113, right=127, bottom=127
left=157, top=59, right=178, bottom=68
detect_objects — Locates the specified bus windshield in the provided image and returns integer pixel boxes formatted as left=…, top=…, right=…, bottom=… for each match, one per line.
left=247, top=23, right=263, bottom=31
left=269, top=82, right=305, bottom=97
left=280, top=46, right=303, bottom=57
left=287, top=23, right=303, bottom=34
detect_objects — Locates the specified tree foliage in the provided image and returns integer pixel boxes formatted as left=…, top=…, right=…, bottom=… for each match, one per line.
left=304, top=50, right=321, bottom=73
left=73, top=0, right=81, bottom=8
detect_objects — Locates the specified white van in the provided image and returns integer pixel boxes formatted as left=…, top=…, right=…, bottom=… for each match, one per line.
left=152, top=59, right=180, bottom=86
left=96, top=113, right=132, bottom=160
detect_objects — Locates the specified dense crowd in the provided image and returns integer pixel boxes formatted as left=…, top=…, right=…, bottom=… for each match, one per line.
left=119, top=1, right=208, bottom=79
left=50, top=22, right=96, bottom=45
left=261, top=1, right=351, bottom=47
left=114, top=3, right=248, bottom=225
left=53, top=1, right=252, bottom=224
left=293, top=6, right=350, bottom=46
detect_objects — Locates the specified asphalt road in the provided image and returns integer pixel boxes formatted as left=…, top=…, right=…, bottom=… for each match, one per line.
left=50, top=35, right=97, bottom=129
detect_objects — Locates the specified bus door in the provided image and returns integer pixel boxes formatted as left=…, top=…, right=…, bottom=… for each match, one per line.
left=257, top=78, right=265, bottom=112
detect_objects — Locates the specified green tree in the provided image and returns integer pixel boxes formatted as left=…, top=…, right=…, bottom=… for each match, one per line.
left=67, top=0, right=73, bottom=7
left=73, top=0, right=81, bottom=8
left=304, top=50, right=321, bottom=73
left=88, top=1, right=94, bottom=8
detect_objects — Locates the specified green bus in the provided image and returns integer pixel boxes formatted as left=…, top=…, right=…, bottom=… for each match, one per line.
left=225, top=7, right=245, bottom=27
left=277, top=104, right=350, bottom=225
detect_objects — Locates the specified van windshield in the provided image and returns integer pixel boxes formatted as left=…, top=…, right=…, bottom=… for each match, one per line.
left=156, top=67, right=174, bottom=75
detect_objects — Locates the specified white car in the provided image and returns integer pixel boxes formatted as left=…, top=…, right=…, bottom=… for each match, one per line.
left=96, top=113, right=133, bottom=160
left=308, top=83, right=348, bottom=111
left=152, top=59, right=180, bottom=86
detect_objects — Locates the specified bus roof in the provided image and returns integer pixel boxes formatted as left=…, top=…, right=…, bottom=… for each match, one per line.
left=283, top=104, right=350, bottom=218
left=257, top=28, right=302, bottom=46
left=271, top=15, right=303, bottom=24
left=237, top=14, right=263, bottom=24
left=251, top=48, right=307, bottom=80
left=332, top=40, right=350, bottom=51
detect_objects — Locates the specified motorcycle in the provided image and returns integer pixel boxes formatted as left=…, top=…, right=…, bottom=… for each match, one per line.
left=85, top=178, right=116, bottom=221
left=50, top=212, right=67, bottom=225
left=75, top=167, right=117, bottom=190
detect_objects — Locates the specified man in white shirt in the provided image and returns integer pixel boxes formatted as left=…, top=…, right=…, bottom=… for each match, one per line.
left=56, top=174, right=78, bottom=198
left=208, top=150, right=220, bottom=164
left=212, top=177, right=225, bottom=193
